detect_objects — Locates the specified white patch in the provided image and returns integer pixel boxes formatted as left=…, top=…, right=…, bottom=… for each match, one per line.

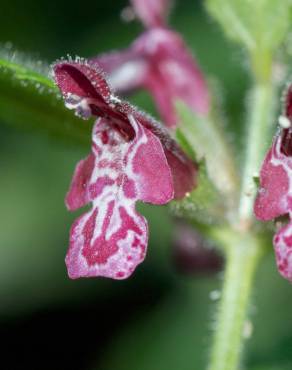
left=109, top=61, right=146, bottom=92
left=163, top=60, right=189, bottom=87
left=278, top=115, right=291, bottom=129
left=143, top=29, right=172, bottom=54
left=64, top=93, right=96, bottom=120
left=109, top=95, right=122, bottom=105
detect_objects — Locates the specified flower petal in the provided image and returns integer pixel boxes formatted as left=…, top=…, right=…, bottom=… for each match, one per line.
left=92, top=29, right=209, bottom=127
left=127, top=114, right=174, bottom=204
left=274, top=221, right=292, bottom=282
left=53, top=60, right=110, bottom=102
left=164, top=148, right=197, bottom=198
left=254, top=136, right=291, bottom=221
left=253, top=83, right=292, bottom=283
left=65, top=154, right=95, bottom=211
left=132, top=110, right=197, bottom=197
left=130, top=0, right=171, bottom=28
left=54, top=60, right=197, bottom=198
left=65, top=115, right=175, bottom=279
left=135, top=29, right=209, bottom=126
left=53, top=60, right=111, bottom=120
left=53, top=58, right=198, bottom=279
left=66, top=203, right=147, bottom=279
left=91, top=49, right=148, bottom=94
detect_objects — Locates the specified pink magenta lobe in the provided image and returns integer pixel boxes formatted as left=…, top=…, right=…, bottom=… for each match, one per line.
left=53, top=62, right=110, bottom=101
left=65, top=153, right=95, bottom=211
left=254, top=83, right=292, bottom=282
left=274, top=222, right=292, bottom=281
left=254, top=144, right=290, bottom=221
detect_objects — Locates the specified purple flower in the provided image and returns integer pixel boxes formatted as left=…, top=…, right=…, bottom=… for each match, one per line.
left=254, top=85, right=292, bottom=282
left=53, top=59, right=196, bottom=279
left=91, top=0, right=209, bottom=127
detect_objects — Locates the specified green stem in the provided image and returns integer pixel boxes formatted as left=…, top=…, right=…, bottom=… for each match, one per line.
left=238, top=59, right=275, bottom=227
left=208, top=54, right=275, bottom=370
left=208, top=234, right=263, bottom=370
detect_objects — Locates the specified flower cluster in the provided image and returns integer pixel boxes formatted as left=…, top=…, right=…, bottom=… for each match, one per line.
left=53, top=60, right=196, bottom=279
left=92, top=0, right=209, bottom=127
left=51, top=0, right=212, bottom=280
left=255, top=85, right=292, bottom=282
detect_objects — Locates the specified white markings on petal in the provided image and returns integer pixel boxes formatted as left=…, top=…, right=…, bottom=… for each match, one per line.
left=278, top=115, right=291, bottom=129
left=108, top=61, right=147, bottom=92
left=64, top=93, right=96, bottom=120
left=68, top=115, right=154, bottom=278
left=274, top=222, right=292, bottom=281
left=266, top=134, right=292, bottom=214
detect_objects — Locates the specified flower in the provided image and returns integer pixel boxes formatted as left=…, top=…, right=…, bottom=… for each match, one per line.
left=53, top=59, right=197, bottom=279
left=91, top=0, right=209, bottom=127
left=254, top=84, right=292, bottom=282
left=172, top=222, right=223, bottom=275
left=130, top=0, right=171, bottom=28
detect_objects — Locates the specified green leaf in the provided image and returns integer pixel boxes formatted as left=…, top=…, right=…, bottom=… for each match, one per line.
left=0, top=45, right=55, bottom=88
left=0, top=48, right=91, bottom=145
left=253, top=174, right=260, bottom=188
left=205, top=0, right=292, bottom=54
left=176, top=101, right=238, bottom=198
left=171, top=160, right=227, bottom=225
left=175, top=127, right=197, bottom=161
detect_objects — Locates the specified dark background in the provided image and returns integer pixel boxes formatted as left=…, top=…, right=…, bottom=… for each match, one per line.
left=1, top=1, right=292, bottom=369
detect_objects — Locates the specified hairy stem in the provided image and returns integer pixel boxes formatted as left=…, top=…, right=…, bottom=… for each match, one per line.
left=238, top=58, right=275, bottom=228
left=208, top=234, right=263, bottom=370
left=208, top=54, right=275, bottom=370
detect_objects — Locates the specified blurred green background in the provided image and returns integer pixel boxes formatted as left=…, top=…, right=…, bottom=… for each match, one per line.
left=1, top=1, right=292, bottom=369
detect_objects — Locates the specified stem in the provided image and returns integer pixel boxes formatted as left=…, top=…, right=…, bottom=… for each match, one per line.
left=208, top=53, right=275, bottom=370
left=238, top=58, right=275, bottom=227
left=208, top=234, right=263, bottom=370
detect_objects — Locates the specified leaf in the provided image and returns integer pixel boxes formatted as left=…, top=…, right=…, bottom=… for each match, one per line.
left=176, top=101, right=238, bottom=198
left=0, top=47, right=91, bottom=145
left=205, top=0, right=292, bottom=53
left=253, top=174, right=260, bottom=188
left=0, top=45, right=55, bottom=88
left=170, top=160, right=227, bottom=225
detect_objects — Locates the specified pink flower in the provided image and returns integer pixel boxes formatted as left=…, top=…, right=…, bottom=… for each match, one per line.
left=91, top=0, right=209, bottom=127
left=130, top=0, right=171, bottom=28
left=254, top=85, right=292, bottom=282
left=53, top=59, right=196, bottom=279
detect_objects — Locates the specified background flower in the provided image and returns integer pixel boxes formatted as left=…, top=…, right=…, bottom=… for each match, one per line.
left=91, top=0, right=209, bottom=127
